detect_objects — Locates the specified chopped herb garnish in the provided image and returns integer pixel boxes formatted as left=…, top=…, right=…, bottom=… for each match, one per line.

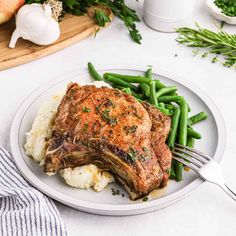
left=202, top=52, right=208, bottom=58
left=82, top=107, right=91, bottom=112
left=82, top=123, right=89, bottom=132
left=212, top=56, right=218, bottom=63
left=102, top=109, right=118, bottom=125
left=214, top=0, right=236, bottom=17
left=165, top=168, right=171, bottom=174
left=133, top=110, right=142, bottom=119
left=140, top=154, right=149, bottom=162
left=142, top=196, right=149, bottom=202
left=127, top=147, right=138, bottom=163
left=127, top=153, right=136, bottom=162
left=142, top=147, right=148, bottom=152
left=129, top=125, right=138, bottom=133
left=95, top=105, right=118, bottom=125
left=111, top=188, right=120, bottom=196
left=111, top=188, right=125, bottom=197
left=192, top=49, right=199, bottom=56
left=123, top=125, right=138, bottom=134
left=105, top=98, right=115, bottom=108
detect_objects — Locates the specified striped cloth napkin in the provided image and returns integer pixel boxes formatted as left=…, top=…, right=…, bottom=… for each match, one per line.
left=0, top=147, right=67, bottom=236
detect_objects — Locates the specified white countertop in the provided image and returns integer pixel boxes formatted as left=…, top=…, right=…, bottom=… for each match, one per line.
left=1, top=0, right=236, bottom=235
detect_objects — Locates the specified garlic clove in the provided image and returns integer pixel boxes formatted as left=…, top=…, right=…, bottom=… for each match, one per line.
left=44, top=4, right=53, bottom=19
left=9, top=29, right=21, bottom=48
left=29, top=20, right=60, bottom=45
left=9, top=3, right=61, bottom=48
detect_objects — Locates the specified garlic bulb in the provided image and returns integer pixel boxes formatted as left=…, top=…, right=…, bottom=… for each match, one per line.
left=9, top=3, right=60, bottom=48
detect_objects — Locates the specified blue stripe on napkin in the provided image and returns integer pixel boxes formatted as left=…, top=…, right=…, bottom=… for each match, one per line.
left=0, top=147, right=67, bottom=236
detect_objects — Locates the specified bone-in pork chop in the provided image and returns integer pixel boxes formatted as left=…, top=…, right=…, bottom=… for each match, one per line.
left=44, top=83, right=172, bottom=199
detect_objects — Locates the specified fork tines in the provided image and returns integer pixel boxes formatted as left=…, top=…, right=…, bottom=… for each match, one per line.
left=172, top=143, right=212, bottom=172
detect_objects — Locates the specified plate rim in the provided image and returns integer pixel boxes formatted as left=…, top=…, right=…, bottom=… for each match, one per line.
left=10, top=64, right=227, bottom=215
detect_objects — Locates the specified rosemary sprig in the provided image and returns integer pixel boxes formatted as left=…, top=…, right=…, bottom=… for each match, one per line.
left=176, top=24, right=236, bottom=67
left=25, top=0, right=141, bottom=44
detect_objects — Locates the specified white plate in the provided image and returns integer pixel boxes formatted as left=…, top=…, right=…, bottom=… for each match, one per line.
left=206, top=0, right=236, bottom=25
left=10, top=65, right=226, bottom=216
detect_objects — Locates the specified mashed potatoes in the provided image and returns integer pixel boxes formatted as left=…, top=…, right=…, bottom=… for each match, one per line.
left=60, top=165, right=114, bottom=192
left=24, top=94, right=63, bottom=165
left=24, top=81, right=114, bottom=192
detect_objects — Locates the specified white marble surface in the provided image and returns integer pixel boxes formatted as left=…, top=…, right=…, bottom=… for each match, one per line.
left=1, top=0, right=236, bottom=235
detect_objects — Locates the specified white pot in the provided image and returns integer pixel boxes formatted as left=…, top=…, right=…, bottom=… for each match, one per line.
left=143, top=0, right=194, bottom=32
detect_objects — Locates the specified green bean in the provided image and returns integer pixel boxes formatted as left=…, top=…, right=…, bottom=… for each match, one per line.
left=187, top=137, right=195, bottom=148
left=149, top=82, right=174, bottom=115
left=130, top=90, right=145, bottom=100
left=113, top=84, right=145, bottom=100
left=122, top=87, right=132, bottom=95
left=156, top=80, right=166, bottom=89
left=174, top=160, right=183, bottom=182
left=88, top=62, right=103, bottom=81
left=136, top=98, right=144, bottom=103
left=165, top=104, right=175, bottom=110
left=139, top=83, right=150, bottom=97
left=104, top=73, right=151, bottom=84
left=145, top=68, right=152, bottom=79
left=168, top=107, right=181, bottom=148
left=179, top=99, right=188, bottom=146
left=184, top=137, right=195, bottom=170
left=158, top=95, right=183, bottom=103
left=188, top=112, right=208, bottom=126
left=169, top=161, right=176, bottom=179
left=105, top=75, right=139, bottom=91
left=156, top=86, right=178, bottom=99
left=187, top=128, right=202, bottom=139
left=158, top=95, right=190, bottom=112
left=157, top=106, right=173, bottom=116
left=175, top=99, right=188, bottom=182
left=122, top=88, right=144, bottom=103
left=112, top=84, right=125, bottom=90
left=149, top=81, right=158, bottom=106
left=187, top=103, right=191, bottom=113
left=170, top=92, right=178, bottom=96
left=159, top=102, right=165, bottom=108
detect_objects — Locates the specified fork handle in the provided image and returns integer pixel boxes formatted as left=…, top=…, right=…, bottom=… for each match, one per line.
left=218, top=184, right=236, bottom=201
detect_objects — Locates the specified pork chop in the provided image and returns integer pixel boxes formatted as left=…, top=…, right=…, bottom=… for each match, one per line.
left=142, top=102, right=172, bottom=186
left=44, top=83, right=172, bottom=199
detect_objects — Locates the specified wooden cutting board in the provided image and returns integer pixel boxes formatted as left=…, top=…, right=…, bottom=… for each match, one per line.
left=0, top=7, right=113, bottom=71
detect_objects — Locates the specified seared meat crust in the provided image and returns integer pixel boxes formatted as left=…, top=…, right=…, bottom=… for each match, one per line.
left=44, top=83, right=171, bottom=199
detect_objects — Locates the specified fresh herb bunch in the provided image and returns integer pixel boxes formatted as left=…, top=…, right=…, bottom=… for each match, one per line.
left=25, top=0, right=142, bottom=44
left=214, top=0, right=236, bottom=17
left=176, top=24, right=236, bottom=68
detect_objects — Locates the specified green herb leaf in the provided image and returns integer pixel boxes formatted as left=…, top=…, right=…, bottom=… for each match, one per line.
left=94, top=10, right=110, bottom=27
left=142, top=196, right=149, bottom=202
left=82, top=123, right=89, bottom=132
left=82, top=107, right=91, bottom=112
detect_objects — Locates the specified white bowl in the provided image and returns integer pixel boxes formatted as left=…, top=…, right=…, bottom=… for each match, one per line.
left=206, top=0, right=236, bottom=25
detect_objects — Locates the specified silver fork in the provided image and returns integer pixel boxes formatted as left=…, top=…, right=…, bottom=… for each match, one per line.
left=172, top=143, right=236, bottom=201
